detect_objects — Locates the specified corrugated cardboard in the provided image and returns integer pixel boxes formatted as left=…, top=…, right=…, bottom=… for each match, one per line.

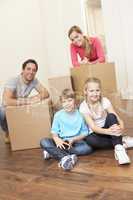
left=48, top=76, right=72, bottom=111
left=6, top=100, right=51, bottom=151
left=71, top=62, right=117, bottom=96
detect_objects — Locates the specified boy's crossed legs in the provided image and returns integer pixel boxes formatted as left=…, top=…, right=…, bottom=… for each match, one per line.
left=40, top=138, right=93, bottom=171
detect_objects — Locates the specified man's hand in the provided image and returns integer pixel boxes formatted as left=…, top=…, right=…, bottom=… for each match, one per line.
left=28, top=95, right=41, bottom=104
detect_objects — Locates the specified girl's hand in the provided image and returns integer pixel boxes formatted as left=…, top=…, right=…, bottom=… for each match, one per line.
left=110, top=124, right=122, bottom=133
left=107, top=126, right=122, bottom=136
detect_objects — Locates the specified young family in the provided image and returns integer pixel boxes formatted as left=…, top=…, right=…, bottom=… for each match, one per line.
left=0, top=25, right=133, bottom=171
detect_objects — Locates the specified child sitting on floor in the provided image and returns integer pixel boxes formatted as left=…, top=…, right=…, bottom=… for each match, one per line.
left=40, top=88, right=93, bottom=171
left=79, top=77, right=133, bottom=165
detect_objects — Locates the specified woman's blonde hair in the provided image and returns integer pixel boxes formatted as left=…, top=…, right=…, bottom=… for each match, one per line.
left=84, top=77, right=102, bottom=101
left=68, top=25, right=91, bottom=56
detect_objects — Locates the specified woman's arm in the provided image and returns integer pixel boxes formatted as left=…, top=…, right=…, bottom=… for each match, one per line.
left=92, top=37, right=105, bottom=63
left=70, top=44, right=80, bottom=67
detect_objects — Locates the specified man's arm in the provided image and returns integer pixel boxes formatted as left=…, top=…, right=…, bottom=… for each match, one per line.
left=29, top=82, right=49, bottom=103
left=3, top=88, right=30, bottom=106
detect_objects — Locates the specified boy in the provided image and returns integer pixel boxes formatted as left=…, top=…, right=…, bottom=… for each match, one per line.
left=40, top=89, right=93, bottom=171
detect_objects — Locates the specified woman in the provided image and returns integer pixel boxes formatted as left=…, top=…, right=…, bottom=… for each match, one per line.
left=68, top=25, right=105, bottom=67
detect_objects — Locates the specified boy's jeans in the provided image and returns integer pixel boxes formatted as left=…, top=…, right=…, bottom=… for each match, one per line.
left=0, top=106, right=8, bottom=133
left=40, top=138, right=93, bottom=160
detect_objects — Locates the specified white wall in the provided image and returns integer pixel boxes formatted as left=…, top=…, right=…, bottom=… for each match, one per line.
left=39, top=0, right=85, bottom=77
left=0, top=0, right=84, bottom=91
left=0, top=0, right=49, bottom=89
left=101, top=0, right=133, bottom=98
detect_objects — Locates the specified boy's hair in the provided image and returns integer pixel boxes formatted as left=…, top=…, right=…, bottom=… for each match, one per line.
left=60, top=88, right=75, bottom=101
left=84, top=77, right=102, bottom=101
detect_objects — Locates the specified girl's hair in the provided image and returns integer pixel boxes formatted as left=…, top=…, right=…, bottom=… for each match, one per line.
left=68, top=25, right=91, bottom=56
left=60, top=88, right=75, bottom=101
left=84, top=77, right=102, bottom=101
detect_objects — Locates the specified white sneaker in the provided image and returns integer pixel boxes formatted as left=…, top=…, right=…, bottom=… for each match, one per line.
left=58, top=155, right=73, bottom=171
left=114, top=144, right=131, bottom=165
left=123, top=136, right=133, bottom=149
left=43, top=150, right=51, bottom=160
left=70, top=154, right=78, bottom=166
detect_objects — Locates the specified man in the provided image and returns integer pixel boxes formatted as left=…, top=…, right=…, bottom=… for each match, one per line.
left=0, top=59, right=49, bottom=143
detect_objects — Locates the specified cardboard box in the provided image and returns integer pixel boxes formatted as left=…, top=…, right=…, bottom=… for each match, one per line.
left=48, top=76, right=72, bottom=111
left=6, top=100, right=51, bottom=151
left=71, top=63, right=117, bottom=96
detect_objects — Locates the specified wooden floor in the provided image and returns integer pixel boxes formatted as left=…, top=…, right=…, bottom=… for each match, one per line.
left=0, top=99, right=133, bottom=200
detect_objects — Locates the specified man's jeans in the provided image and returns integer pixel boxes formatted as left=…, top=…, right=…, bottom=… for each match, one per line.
left=40, top=138, right=93, bottom=161
left=0, top=106, right=8, bottom=133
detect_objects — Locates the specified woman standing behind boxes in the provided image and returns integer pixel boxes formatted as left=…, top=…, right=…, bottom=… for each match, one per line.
left=68, top=25, right=105, bottom=67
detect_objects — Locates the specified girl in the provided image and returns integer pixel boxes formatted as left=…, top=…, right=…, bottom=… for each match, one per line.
left=68, top=25, right=105, bottom=67
left=79, top=77, right=133, bottom=165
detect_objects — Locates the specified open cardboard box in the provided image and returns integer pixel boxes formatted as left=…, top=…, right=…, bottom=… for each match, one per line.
left=71, top=62, right=117, bottom=97
left=48, top=75, right=72, bottom=112
left=6, top=99, right=51, bottom=151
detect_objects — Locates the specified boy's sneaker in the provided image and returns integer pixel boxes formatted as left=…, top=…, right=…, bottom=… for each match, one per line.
left=70, top=154, right=78, bottom=166
left=43, top=150, right=51, bottom=160
left=58, top=155, right=73, bottom=171
left=122, top=136, right=133, bottom=149
left=114, top=144, right=131, bottom=165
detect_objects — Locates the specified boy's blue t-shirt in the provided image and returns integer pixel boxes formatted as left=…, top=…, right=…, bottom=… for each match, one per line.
left=51, top=109, right=90, bottom=140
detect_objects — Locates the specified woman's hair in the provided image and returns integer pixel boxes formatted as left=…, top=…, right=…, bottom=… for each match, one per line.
left=60, top=88, right=75, bottom=101
left=68, top=25, right=91, bottom=56
left=84, top=77, right=102, bottom=101
left=68, top=25, right=83, bottom=38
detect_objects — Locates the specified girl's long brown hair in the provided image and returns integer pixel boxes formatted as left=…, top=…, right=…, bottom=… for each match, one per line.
left=68, top=25, right=91, bottom=56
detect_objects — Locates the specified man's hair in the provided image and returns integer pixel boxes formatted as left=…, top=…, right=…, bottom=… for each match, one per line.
left=22, top=59, right=38, bottom=71
left=60, top=88, right=75, bottom=101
